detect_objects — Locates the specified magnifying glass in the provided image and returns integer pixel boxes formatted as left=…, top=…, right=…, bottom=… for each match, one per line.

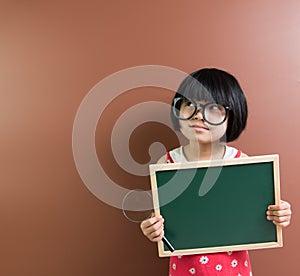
left=122, top=189, right=175, bottom=252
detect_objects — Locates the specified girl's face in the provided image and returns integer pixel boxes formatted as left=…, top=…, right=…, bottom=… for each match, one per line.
left=178, top=100, right=228, bottom=144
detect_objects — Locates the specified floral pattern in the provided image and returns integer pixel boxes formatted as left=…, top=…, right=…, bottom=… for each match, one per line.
left=231, top=259, right=238, bottom=267
left=189, top=268, right=196, bottom=274
left=169, top=251, right=252, bottom=275
left=199, top=256, right=209, bottom=265
left=216, top=264, right=223, bottom=271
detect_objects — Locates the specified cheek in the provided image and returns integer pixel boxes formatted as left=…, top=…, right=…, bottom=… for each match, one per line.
left=213, top=123, right=227, bottom=139
left=178, top=120, right=188, bottom=130
left=178, top=121, right=194, bottom=139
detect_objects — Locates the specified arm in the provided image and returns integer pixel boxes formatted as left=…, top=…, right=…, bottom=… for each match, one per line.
left=140, top=154, right=168, bottom=242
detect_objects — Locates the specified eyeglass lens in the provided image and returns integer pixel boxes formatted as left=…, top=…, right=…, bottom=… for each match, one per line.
left=173, top=98, right=227, bottom=125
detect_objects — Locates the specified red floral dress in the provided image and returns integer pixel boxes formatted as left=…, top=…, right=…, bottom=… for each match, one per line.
left=169, top=251, right=252, bottom=276
left=166, top=147, right=253, bottom=276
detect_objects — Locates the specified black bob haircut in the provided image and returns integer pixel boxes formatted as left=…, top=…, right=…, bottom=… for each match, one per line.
left=170, top=68, right=248, bottom=142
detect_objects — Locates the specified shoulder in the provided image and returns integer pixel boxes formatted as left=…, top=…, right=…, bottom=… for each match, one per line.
left=224, top=145, right=248, bottom=159
left=156, top=146, right=182, bottom=164
left=157, top=154, right=168, bottom=164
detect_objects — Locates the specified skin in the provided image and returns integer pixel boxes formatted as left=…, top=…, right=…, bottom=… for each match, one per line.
left=140, top=106, right=292, bottom=242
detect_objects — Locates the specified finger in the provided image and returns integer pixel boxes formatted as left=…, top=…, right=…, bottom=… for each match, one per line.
left=280, top=200, right=291, bottom=207
left=266, top=208, right=292, bottom=217
left=140, top=215, right=163, bottom=229
left=267, top=215, right=291, bottom=223
left=149, top=229, right=164, bottom=242
left=141, top=218, right=164, bottom=237
left=142, top=216, right=164, bottom=231
left=272, top=220, right=291, bottom=227
left=144, top=219, right=164, bottom=235
left=267, top=213, right=291, bottom=228
left=268, top=201, right=291, bottom=211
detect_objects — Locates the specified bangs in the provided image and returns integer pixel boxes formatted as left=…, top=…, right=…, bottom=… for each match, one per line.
left=177, top=75, right=229, bottom=106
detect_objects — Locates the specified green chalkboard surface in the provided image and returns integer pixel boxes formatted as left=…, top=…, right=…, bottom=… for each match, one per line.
left=149, top=155, right=282, bottom=257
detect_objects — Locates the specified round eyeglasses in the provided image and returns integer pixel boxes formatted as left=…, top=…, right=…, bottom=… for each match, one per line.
left=172, top=97, right=230, bottom=126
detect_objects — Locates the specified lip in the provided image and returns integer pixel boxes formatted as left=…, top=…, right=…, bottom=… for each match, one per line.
left=189, top=124, right=209, bottom=131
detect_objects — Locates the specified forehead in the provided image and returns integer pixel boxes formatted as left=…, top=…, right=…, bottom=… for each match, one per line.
left=181, top=99, right=214, bottom=106
left=178, top=77, right=229, bottom=105
left=179, top=88, right=228, bottom=106
left=181, top=90, right=214, bottom=102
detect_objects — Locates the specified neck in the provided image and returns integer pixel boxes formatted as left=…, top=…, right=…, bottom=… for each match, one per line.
left=183, top=141, right=226, bottom=161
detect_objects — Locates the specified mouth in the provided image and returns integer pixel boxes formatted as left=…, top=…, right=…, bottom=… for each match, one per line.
left=189, top=124, right=209, bottom=131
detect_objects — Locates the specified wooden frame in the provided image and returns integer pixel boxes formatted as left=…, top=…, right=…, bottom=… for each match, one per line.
left=149, top=155, right=282, bottom=257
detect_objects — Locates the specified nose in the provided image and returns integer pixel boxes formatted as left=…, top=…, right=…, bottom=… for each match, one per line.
left=192, top=107, right=204, bottom=120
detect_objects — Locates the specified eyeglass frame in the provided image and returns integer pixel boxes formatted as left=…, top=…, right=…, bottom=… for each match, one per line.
left=172, top=97, right=231, bottom=126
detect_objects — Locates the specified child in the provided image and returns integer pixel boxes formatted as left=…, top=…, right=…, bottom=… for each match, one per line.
left=140, top=68, right=292, bottom=275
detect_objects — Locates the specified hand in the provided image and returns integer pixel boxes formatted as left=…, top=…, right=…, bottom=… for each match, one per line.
left=140, top=215, right=164, bottom=242
left=266, top=200, right=292, bottom=227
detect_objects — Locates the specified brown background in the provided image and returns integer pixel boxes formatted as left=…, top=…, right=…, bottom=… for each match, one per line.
left=1, top=1, right=299, bottom=275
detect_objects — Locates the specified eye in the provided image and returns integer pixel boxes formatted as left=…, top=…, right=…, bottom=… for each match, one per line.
left=183, top=100, right=195, bottom=107
left=208, top=104, right=223, bottom=111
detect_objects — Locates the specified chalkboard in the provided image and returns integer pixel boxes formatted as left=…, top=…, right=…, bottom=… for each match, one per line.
left=149, top=155, right=282, bottom=257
